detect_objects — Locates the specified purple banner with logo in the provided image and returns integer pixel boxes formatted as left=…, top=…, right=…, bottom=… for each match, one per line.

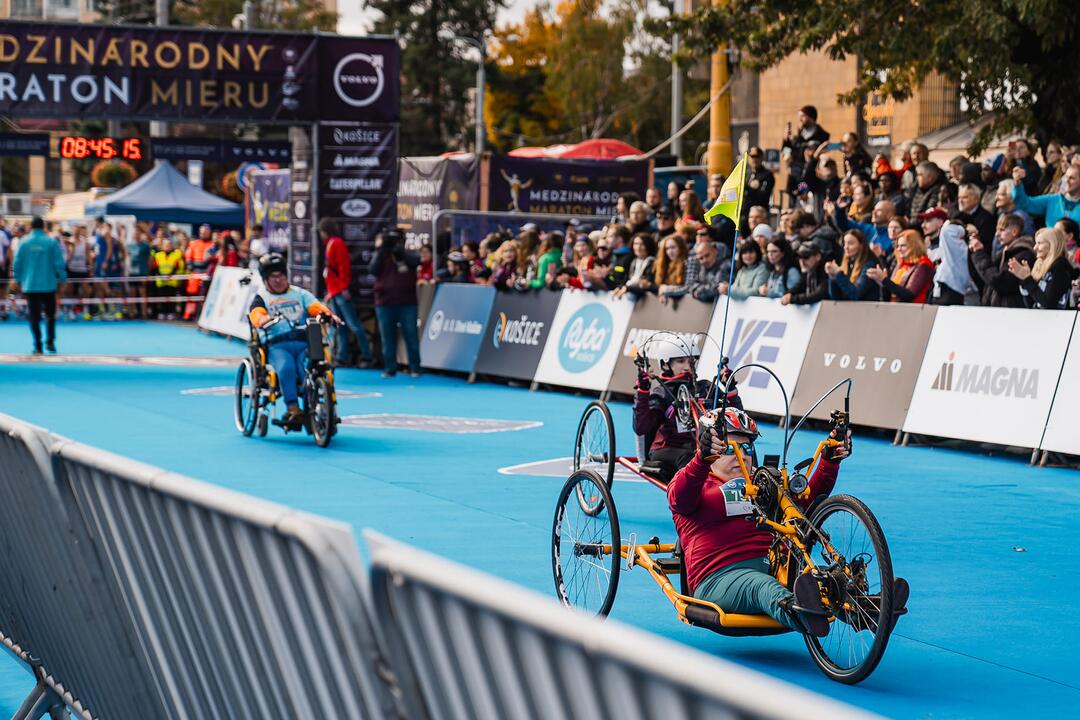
left=246, top=168, right=290, bottom=254
left=0, top=21, right=398, bottom=124
left=487, top=154, right=649, bottom=217
left=398, top=155, right=479, bottom=249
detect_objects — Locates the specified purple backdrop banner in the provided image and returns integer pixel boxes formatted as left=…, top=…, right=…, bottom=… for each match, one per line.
left=0, top=21, right=398, bottom=123
left=487, top=154, right=649, bottom=217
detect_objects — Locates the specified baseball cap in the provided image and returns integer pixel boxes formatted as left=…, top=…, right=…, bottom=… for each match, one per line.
left=916, top=207, right=948, bottom=222
left=657, top=206, right=675, bottom=218
left=520, top=222, right=538, bottom=233
left=748, top=146, right=763, bottom=158
left=796, top=242, right=822, bottom=258
left=796, top=182, right=811, bottom=196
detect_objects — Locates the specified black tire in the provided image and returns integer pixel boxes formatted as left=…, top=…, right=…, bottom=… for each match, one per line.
left=573, top=401, right=616, bottom=515
left=234, top=359, right=259, bottom=436
left=305, top=373, right=336, bottom=448
left=804, top=495, right=895, bottom=684
left=257, top=413, right=269, bottom=437
left=552, top=469, right=621, bottom=617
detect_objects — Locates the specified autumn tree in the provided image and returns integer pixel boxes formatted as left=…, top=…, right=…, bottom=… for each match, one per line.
left=365, top=0, right=505, bottom=155
left=172, top=0, right=336, bottom=31
left=650, top=0, right=1080, bottom=153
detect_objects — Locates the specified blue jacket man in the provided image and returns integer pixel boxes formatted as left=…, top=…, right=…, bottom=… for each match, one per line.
left=829, top=198, right=896, bottom=255
left=13, top=217, right=66, bottom=353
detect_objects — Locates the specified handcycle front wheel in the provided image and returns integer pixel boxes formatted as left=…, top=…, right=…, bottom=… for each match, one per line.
left=551, top=469, right=621, bottom=617
left=305, top=373, right=336, bottom=448
left=573, top=401, right=616, bottom=515
left=234, top=358, right=260, bottom=436
left=804, top=494, right=895, bottom=684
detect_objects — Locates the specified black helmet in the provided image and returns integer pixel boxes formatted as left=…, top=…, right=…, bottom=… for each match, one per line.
left=258, top=253, right=287, bottom=281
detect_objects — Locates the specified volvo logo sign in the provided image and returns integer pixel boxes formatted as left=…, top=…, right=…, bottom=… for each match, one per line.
left=333, top=53, right=385, bottom=108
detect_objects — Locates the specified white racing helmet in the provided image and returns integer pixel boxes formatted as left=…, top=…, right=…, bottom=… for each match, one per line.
left=642, top=331, right=701, bottom=375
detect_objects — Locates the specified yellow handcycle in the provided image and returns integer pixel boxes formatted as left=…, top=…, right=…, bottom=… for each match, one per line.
left=552, top=366, right=907, bottom=684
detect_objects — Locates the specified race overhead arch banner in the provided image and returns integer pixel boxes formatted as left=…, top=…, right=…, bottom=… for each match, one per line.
left=1037, top=315, right=1079, bottom=455
left=533, top=290, right=636, bottom=391
left=0, top=21, right=399, bottom=124
left=418, top=284, right=496, bottom=373
left=791, top=302, right=937, bottom=430
left=698, top=297, right=820, bottom=417
left=903, top=306, right=1073, bottom=449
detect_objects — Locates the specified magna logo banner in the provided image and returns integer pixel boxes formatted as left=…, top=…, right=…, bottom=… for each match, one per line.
left=792, top=302, right=936, bottom=430
left=474, top=289, right=560, bottom=381
left=418, top=284, right=496, bottom=373
left=534, top=290, right=635, bottom=391
left=903, top=306, right=1073, bottom=448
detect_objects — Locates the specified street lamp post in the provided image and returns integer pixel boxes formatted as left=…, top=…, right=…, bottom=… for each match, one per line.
left=451, top=34, right=486, bottom=155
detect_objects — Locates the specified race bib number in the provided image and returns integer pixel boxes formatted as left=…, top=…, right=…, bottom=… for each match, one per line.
left=720, top=478, right=754, bottom=516
left=268, top=297, right=304, bottom=324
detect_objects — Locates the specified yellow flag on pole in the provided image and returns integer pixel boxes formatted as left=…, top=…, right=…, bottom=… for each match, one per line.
left=704, top=153, right=747, bottom=227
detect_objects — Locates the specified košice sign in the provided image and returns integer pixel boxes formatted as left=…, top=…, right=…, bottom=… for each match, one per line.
left=0, top=21, right=399, bottom=124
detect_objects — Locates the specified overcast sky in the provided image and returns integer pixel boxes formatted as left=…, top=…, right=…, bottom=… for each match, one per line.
left=338, top=1, right=535, bottom=36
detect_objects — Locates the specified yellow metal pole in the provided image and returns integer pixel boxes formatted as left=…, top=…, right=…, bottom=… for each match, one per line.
left=707, top=0, right=733, bottom=177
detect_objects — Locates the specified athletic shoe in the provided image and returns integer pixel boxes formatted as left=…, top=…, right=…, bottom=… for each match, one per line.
left=381, top=371, right=397, bottom=378
left=356, top=359, right=375, bottom=369
left=32, top=347, right=42, bottom=355
left=408, top=371, right=421, bottom=378
left=45, top=341, right=56, bottom=354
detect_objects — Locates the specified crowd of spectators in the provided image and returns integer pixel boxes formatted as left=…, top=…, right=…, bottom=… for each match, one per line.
left=0, top=216, right=280, bottom=322
left=426, top=105, right=1080, bottom=312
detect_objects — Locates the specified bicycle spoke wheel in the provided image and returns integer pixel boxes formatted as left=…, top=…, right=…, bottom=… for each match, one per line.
left=234, top=359, right=259, bottom=436
left=573, top=401, right=615, bottom=515
left=805, top=495, right=895, bottom=684
left=306, top=374, right=335, bottom=448
left=552, top=469, right=621, bottom=617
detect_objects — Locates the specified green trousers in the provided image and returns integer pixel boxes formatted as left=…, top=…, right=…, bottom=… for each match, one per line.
left=693, top=555, right=800, bottom=630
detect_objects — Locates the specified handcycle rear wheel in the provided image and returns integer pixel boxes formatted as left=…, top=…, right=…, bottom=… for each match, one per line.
left=305, top=373, right=336, bottom=448
left=573, top=401, right=616, bottom=515
left=234, top=358, right=260, bottom=436
left=804, top=494, right=895, bottom=684
left=551, top=469, right=621, bottom=617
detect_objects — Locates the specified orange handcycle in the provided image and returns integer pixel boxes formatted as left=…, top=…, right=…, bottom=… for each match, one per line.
left=552, top=364, right=907, bottom=683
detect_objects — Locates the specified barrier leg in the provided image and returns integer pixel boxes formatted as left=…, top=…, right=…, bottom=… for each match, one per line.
left=11, top=680, right=68, bottom=720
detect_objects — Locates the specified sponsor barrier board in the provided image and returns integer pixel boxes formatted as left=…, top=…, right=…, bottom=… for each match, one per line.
left=698, top=297, right=820, bottom=416
left=533, top=290, right=636, bottom=391
left=418, top=284, right=496, bottom=373
left=607, top=294, right=715, bottom=394
left=197, top=266, right=261, bottom=339
left=1037, top=314, right=1080, bottom=454
left=473, top=289, right=562, bottom=380
left=903, top=306, right=1073, bottom=448
left=791, top=302, right=937, bottom=429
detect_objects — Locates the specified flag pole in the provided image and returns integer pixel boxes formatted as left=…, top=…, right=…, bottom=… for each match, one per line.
left=712, top=151, right=748, bottom=409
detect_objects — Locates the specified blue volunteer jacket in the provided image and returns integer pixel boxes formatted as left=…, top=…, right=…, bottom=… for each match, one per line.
left=13, top=229, right=67, bottom=293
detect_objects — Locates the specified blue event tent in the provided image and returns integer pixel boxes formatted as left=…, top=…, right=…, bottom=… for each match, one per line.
left=84, top=161, right=244, bottom=226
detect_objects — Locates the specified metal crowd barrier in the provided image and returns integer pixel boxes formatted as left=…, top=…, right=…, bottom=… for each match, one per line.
left=0, top=412, right=874, bottom=719
left=0, top=412, right=402, bottom=720
left=366, top=531, right=877, bottom=720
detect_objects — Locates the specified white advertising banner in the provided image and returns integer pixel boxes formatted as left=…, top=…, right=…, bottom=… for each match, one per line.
left=698, top=297, right=820, bottom=416
left=197, top=266, right=262, bottom=340
left=1038, top=314, right=1080, bottom=454
left=903, top=306, right=1073, bottom=448
left=533, top=290, right=636, bottom=391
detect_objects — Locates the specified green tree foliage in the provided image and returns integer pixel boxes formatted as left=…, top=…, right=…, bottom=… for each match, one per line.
left=365, top=0, right=506, bottom=155
left=649, top=0, right=1080, bottom=153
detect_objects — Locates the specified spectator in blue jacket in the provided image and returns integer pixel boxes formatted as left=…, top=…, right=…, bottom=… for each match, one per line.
left=825, top=197, right=896, bottom=255
left=1012, top=164, right=1080, bottom=227
left=825, top=229, right=881, bottom=301
left=13, top=216, right=67, bottom=354
left=759, top=238, right=802, bottom=298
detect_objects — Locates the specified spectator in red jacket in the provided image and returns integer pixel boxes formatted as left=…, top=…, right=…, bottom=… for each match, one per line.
left=319, top=218, right=373, bottom=368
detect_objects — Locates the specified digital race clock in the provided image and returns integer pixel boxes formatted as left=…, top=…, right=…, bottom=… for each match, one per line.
left=59, top=137, right=144, bottom=161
